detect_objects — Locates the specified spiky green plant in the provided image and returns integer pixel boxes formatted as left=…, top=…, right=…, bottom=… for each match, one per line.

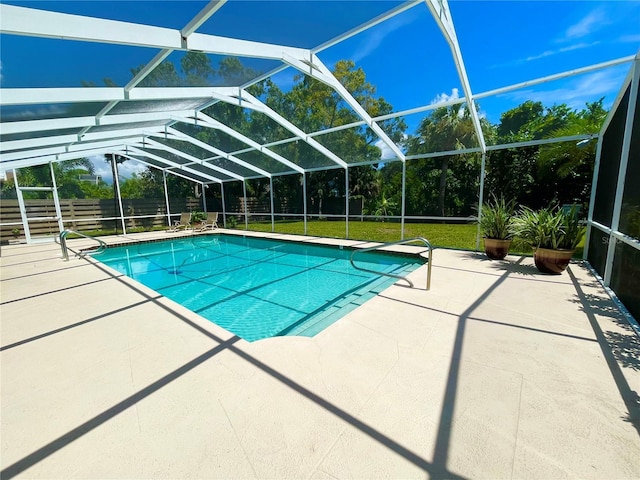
left=512, top=205, right=585, bottom=250
left=478, top=195, right=516, bottom=240
left=556, top=205, right=586, bottom=250
left=190, top=211, right=207, bottom=223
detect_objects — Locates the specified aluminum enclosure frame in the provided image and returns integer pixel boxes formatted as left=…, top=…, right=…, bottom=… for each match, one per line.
left=0, top=1, right=638, bottom=248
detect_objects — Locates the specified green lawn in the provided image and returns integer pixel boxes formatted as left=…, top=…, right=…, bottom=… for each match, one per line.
left=243, top=219, right=585, bottom=258
left=64, top=219, right=583, bottom=259
left=246, top=220, right=479, bottom=250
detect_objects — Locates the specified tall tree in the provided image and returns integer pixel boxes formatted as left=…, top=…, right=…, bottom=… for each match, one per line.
left=486, top=99, right=607, bottom=209
left=538, top=99, right=606, bottom=177
left=272, top=60, right=406, bottom=212
left=181, top=52, right=214, bottom=86
left=406, top=103, right=491, bottom=217
left=2, top=158, right=95, bottom=199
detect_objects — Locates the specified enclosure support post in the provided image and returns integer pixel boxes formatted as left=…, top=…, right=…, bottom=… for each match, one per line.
left=345, top=167, right=350, bottom=239
left=242, top=180, right=248, bottom=230
left=584, top=136, right=604, bottom=259
left=111, top=154, right=127, bottom=235
left=162, top=171, right=171, bottom=226
left=221, top=182, right=227, bottom=228
left=603, top=58, right=638, bottom=286
left=202, top=182, right=208, bottom=213
left=13, top=169, right=31, bottom=243
left=270, top=177, right=275, bottom=233
left=401, top=162, right=406, bottom=240
left=49, top=162, right=64, bottom=234
left=476, top=152, right=487, bottom=251
left=302, top=172, right=308, bottom=235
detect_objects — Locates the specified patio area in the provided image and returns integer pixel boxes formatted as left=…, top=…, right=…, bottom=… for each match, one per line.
left=1, top=231, right=639, bottom=479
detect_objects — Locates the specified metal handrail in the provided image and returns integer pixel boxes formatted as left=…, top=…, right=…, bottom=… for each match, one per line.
left=59, top=229, right=107, bottom=261
left=350, top=237, right=433, bottom=290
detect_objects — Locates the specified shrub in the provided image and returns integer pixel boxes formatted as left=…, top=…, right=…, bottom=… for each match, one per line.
left=512, top=205, right=585, bottom=250
left=478, top=195, right=516, bottom=240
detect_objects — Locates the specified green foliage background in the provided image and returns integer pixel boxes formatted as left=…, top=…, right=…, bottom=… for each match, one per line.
left=1, top=52, right=616, bottom=248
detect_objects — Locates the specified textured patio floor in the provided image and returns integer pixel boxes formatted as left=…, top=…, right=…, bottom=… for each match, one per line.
left=1, top=230, right=639, bottom=479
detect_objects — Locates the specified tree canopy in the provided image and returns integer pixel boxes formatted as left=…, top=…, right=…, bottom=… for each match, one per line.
left=1, top=54, right=609, bottom=222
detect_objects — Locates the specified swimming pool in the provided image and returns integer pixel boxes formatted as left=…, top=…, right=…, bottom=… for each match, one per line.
left=97, top=235, right=423, bottom=341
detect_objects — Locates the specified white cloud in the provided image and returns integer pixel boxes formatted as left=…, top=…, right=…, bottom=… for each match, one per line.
left=619, top=34, right=640, bottom=43
left=89, top=154, right=147, bottom=184
left=89, top=155, right=110, bottom=177
left=503, top=68, right=626, bottom=111
left=492, top=41, right=600, bottom=69
left=119, top=160, right=147, bottom=178
left=430, top=88, right=460, bottom=105
left=3, top=104, right=66, bottom=121
left=350, top=14, right=416, bottom=63
left=524, top=42, right=600, bottom=62
left=564, top=9, right=607, bottom=40
left=492, top=8, right=613, bottom=69
left=375, top=138, right=400, bottom=161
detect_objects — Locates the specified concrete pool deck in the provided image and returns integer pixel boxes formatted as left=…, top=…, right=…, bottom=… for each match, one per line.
left=1, top=230, right=639, bottom=479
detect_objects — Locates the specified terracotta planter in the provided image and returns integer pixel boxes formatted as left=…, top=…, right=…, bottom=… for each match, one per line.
left=483, top=238, right=512, bottom=260
left=534, top=247, right=575, bottom=274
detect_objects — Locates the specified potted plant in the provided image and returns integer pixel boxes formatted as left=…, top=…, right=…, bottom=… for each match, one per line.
left=190, top=211, right=207, bottom=224
left=478, top=195, right=515, bottom=260
left=512, top=205, right=585, bottom=274
left=10, top=228, right=21, bottom=244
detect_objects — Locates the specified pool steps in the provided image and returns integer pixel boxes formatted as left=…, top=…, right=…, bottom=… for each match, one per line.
left=286, top=262, right=418, bottom=337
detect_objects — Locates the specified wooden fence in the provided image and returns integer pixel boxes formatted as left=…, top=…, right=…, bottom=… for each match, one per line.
left=0, top=198, right=201, bottom=242
left=0, top=195, right=363, bottom=242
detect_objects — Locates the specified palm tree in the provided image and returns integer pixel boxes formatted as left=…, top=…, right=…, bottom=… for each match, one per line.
left=407, top=104, right=481, bottom=217
left=373, top=192, right=398, bottom=221
left=6, top=158, right=94, bottom=199
left=538, top=99, right=607, bottom=178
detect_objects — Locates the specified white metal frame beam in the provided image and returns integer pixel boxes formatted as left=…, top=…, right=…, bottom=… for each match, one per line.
left=0, top=138, right=144, bottom=162
left=83, top=1, right=227, bottom=132
left=0, top=86, right=240, bottom=106
left=165, top=126, right=273, bottom=178
left=171, top=114, right=299, bottom=174
left=584, top=60, right=637, bottom=259
left=0, top=4, right=310, bottom=60
left=1, top=145, right=141, bottom=170
left=205, top=89, right=349, bottom=169
left=0, top=138, right=232, bottom=189
left=282, top=53, right=406, bottom=162
left=1, top=126, right=168, bottom=153
left=188, top=112, right=306, bottom=174
left=426, top=0, right=486, bottom=247
left=119, top=152, right=216, bottom=185
left=0, top=109, right=196, bottom=135
left=425, top=0, right=486, bottom=153
left=142, top=136, right=245, bottom=181
left=603, top=58, right=639, bottom=285
left=128, top=146, right=223, bottom=183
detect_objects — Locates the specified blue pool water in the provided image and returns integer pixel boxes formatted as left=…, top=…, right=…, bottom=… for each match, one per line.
left=97, top=235, right=422, bottom=341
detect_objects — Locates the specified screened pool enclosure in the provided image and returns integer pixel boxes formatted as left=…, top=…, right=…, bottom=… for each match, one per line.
left=0, top=1, right=639, bottom=320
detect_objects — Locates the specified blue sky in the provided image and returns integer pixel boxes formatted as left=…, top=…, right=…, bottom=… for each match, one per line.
left=1, top=0, right=639, bottom=180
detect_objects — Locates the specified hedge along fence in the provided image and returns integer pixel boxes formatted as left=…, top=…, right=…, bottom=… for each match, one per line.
left=0, top=197, right=202, bottom=241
